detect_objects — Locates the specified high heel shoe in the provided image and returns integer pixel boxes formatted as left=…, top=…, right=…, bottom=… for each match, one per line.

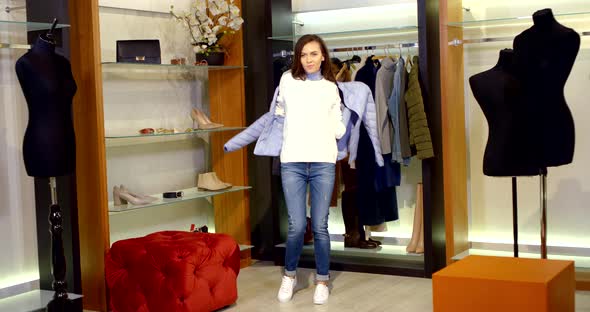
left=120, top=185, right=158, bottom=203
left=195, top=108, right=215, bottom=124
left=190, top=108, right=223, bottom=130
left=113, top=185, right=158, bottom=206
left=113, top=185, right=127, bottom=206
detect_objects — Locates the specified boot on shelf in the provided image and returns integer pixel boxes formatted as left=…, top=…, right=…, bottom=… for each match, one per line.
left=365, top=228, right=382, bottom=246
left=407, top=183, right=424, bottom=254
left=415, top=183, right=424, bottom=254
left=342, top=190, right=378, bottom=249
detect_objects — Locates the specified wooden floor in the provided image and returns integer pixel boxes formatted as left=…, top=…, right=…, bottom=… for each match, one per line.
left=222, top=261, right=590, bottom=312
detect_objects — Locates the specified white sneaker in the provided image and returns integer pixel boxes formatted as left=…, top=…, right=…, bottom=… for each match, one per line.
left=277, top=275, right=297, bottom=303
left=313, top=283, right=329, bottom=305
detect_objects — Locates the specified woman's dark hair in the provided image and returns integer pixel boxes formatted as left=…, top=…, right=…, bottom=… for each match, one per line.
left=291, top=34, right=336, bottom=83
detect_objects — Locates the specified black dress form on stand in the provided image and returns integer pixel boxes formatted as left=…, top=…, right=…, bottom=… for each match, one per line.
left=513, top=8, right=579, bottom=259
left=513, top=8, right=579, bottom=169
left=15, top=36, right=77, bottom=178
left=469, top=9, right=580, bottom=260
left=15, top=19, right=79, bottom=311
left=469, top=49, right=524, bottom=257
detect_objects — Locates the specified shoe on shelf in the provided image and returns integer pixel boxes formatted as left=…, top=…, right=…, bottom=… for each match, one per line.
left=192, top=224, right=208, bottom=233
left=113, top=185, right=127, bottom=206
left=343, top=233, right=378, bottom=249
left=210, top=172, right=232, bottom=188
left=112, top=185, right=158, bottom=206
left=313, top=283, right=329, bottom=305
left=190, top=108, right=223, bottom=130
left=197, top=172, right=232, bottom=191
left=277, top=275, right=297, bottom=303
left=368, top=237, right=382, bottom=246
left=120, top=185, right=158, bottom=203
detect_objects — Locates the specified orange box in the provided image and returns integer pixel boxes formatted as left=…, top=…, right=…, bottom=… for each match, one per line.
left=433, top=255, right=575, bottom=312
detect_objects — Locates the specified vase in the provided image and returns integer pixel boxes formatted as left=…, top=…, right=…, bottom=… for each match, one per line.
left=195, top=52, right=225, bottom=66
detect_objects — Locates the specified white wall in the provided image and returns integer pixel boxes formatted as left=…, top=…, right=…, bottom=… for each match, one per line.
left=0, top=6, right=40, bottom=297
left=463, top=1, right=590, bottom=250
left=98, top=1, right=215, bottom=244
left=99, top=5, right=194, bottom=64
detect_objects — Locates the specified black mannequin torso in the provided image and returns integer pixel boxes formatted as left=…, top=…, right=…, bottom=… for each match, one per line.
left=513, top=8, right=579, bottom=168
left=15, top=36, right=77, bottom=177
left=469, top=49, right=539, bottom=176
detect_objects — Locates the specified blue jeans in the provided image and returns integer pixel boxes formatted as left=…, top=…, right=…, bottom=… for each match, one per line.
left=281, top=162, right=335, bottom=282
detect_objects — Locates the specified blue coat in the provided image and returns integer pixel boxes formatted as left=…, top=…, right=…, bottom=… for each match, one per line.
left=224, top=82, right=384, bottom=167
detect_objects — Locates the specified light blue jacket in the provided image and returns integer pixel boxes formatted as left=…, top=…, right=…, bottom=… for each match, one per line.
left=224, top=82, right=384, bottom=167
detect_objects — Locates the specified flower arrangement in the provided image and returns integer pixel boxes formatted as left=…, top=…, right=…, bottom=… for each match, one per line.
left=170, top=0, right=244, bottom=55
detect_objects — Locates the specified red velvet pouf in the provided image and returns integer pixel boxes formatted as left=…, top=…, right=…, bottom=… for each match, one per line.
left=106, top=231, right=241, bottom=312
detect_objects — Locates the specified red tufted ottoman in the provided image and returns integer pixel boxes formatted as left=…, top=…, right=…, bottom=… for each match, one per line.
left=106, top=231, right=241, bottom=312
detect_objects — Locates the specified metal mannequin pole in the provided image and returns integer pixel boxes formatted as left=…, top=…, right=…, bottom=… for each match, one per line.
left=512, top=177, right=518, bottom=258
left=540, top=169, right=548, bottom=259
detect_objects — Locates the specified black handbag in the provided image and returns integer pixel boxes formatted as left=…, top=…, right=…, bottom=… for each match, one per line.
left=116, top=40, right=161, bottom=64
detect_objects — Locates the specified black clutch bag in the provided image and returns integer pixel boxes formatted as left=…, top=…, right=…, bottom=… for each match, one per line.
left=116, top=40, right=161, bottom=64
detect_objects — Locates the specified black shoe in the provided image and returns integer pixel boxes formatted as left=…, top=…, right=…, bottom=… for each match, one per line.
left=368, top=238, right=382, bottom=246
left=193, top=225, right=208, bottom=233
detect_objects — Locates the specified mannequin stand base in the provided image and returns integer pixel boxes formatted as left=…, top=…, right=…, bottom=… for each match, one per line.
left=0, top=290, right=82, bottom=312
left=433, top=255, right=574, bottom=312
left=46, top=296, right=82, bottom=312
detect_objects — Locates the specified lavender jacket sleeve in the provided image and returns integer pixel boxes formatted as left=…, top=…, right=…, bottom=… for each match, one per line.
left=223, top=112, right=272, bottom=152
left=337, top=82, right=384, bottom=167
left=361, top=94, right=385, bottom=166
left=224, top=87, right=283, bottom=155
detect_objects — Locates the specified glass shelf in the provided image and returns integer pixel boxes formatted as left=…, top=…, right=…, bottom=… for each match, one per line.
left=109, top=186, right=252, bottom=215
left=106, top=127, right=245, bottom=139
left=102, top=62, right=246, bottom=72
left=448, top=11, right=590, bottom=28
left=98, top=5, right=171, bottom=16
left=0, top=20, right=70, bottom=49
left=267, top=25, right=419, bottom=41
left=0, top=19, right=71, bottom=32
left=239, top=245, right=254, bottom=252
left=105, top=127, right=244, bottom=147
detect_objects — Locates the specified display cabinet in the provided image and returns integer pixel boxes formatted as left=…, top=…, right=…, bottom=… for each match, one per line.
left=69, top=1, right=251, bottom=310
left=101, top=61, right=251, bottom=248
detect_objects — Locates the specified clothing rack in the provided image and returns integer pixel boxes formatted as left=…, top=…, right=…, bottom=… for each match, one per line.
left=449, top=31, right=590, bottom=46
left=329, top=42, right=419, bottom=53
left=273, top=50, right=294, bottom=58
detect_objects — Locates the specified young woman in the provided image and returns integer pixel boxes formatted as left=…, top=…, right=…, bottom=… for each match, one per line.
left=276, top=34, right=345, bottom=305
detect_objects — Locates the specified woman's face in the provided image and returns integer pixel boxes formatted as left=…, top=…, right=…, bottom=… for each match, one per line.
left=300, top=41, right=324, bottom=74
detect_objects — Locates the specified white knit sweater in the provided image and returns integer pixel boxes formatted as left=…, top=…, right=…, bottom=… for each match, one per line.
left=275, top=71, right=346, bottom=163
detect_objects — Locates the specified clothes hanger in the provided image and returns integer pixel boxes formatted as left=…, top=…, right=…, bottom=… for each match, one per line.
left=373, top=46, right=387, bottom=60
left=406, top=46, right=413, bottom=67
left=336, top=63, right=347, bottom=81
